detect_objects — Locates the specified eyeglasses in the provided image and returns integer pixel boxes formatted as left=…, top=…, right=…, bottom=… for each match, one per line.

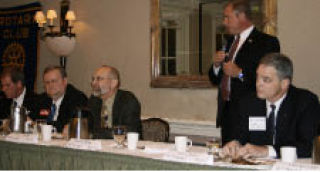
left=91, top=76, right=112, bottom=82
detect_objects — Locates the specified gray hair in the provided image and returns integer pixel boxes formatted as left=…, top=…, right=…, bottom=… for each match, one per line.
left=259, top=53, right=293, bottom=82
left=43, top=65, right=67, bottom=78
left=226, top=0, right=252, bottom=20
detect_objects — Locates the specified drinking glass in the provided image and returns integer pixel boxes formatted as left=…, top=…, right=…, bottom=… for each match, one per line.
left=206, top=137, right=221, bottom=158
left=0, top=119, right=10, bottom=136
left=113, top=125, right=126, bottom=148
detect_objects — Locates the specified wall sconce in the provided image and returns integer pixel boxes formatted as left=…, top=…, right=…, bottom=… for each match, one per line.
left=34, top=0, right=76, bottom=69
left=34, top=9, right=76, bottom=38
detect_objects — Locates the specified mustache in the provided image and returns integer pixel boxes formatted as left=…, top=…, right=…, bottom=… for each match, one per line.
left=92, top=87, right=108, bottom=96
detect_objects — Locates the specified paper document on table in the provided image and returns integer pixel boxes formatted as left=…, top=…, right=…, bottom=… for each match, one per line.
left=65, top=139, right=102, bottom=151
left=272, top=161, right=320, bottom=170
left=5, top=133, right=38, bottom=144
left=162, top=152, right=214, bottom=165
left=144, top=147, right=171, bottom=154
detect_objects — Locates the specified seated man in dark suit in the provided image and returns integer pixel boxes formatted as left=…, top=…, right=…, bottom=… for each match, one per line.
left=87, top=65, right=141, bottom=139
left=222, top=53, right=320, bottom=158
left=0, top=67, right=38, bottom=119
left=34, top=66, right=87, bottom=133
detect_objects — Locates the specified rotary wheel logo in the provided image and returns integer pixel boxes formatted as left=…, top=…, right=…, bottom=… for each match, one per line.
left=2, top=42, right=25, bottom=70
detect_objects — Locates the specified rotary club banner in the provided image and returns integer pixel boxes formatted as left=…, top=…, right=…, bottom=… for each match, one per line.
left=0, top=2, right=41, bottom=90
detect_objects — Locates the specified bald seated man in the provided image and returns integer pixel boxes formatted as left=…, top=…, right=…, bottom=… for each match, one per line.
left=87, top=65, right=142, bottom=139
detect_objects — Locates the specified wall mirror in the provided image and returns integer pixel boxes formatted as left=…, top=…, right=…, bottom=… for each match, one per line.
left=151, top=0, right=277, bottom=88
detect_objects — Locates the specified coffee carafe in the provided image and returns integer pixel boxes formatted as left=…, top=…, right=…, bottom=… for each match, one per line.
left=69, top=108, right=91, bottom=139
left=313, top=123, right=320, bottom=164
left=10, top=105, right=27, bottom=133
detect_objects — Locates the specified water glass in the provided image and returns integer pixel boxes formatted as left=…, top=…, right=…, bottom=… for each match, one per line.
left=206, top=137, right=221, bottom=157
left=113, top=125, right=126, bottom=147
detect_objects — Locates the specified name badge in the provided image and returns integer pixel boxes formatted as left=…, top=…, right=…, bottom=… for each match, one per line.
left=249, top=117, right=266, bottom=131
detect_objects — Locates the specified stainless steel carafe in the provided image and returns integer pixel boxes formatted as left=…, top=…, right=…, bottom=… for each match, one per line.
left=10, top=106, right=27, bottom=133
left=69, top=108, right=90, bottom=139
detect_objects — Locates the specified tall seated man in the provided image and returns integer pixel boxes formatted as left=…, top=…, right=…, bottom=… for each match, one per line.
left=222, top=53, right=320, bottom=158
left=35, top=66, right=87, bottom=132
left=87, top=65, right=141, bottom=139
left=0, top=67, right=38, bottom=119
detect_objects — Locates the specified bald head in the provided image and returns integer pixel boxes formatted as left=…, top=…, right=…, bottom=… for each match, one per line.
left=91, top=65, right=120, bottom=99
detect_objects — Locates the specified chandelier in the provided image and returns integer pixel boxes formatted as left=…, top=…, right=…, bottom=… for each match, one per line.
left=34, top=0, right=76, bottom=69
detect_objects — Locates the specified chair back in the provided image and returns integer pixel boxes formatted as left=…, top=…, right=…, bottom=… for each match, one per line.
left=141, top=118, right=169, bottom=142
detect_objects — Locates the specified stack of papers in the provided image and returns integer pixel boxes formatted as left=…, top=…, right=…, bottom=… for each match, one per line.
left=162, top=152, right=214, bottom=165
left=272, top=161, right=320, bottom=170
left=5, top=133, right=38, bottom=144
left=65, top=139, right=102, bottom=151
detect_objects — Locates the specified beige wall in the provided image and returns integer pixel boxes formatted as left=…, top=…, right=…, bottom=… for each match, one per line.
left=278, top=0, right=320, bottom=93
left=1, top=0, right=320, bottom=124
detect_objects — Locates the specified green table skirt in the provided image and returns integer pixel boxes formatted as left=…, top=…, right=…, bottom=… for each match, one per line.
left=0, top=140, right=244, bottom=170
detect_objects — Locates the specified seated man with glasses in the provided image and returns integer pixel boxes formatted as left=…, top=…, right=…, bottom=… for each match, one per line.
left=87, top=65, right=141, bottom=139
left=222, top=53, right=320, bottom=159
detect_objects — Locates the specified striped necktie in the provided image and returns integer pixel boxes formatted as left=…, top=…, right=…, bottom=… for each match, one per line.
left=220, top=35, right=240, bottom=101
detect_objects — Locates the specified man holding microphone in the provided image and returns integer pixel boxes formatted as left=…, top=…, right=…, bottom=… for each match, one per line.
left=208, top=0, right=280, bottom=144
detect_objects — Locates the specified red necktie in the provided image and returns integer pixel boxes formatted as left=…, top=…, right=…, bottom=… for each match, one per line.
left=221, top=35, right=240, bottom=101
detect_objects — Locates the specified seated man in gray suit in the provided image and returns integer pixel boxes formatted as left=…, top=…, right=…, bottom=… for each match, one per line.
left=87, top=65, right=141, bottom=139
left=222, top=53, right=320, bottom=159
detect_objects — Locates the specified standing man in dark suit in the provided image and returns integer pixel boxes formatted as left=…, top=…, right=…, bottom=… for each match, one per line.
left=208, top=0, right=280, bottom=144
left=87, top=65, right=141, bottom=139
left=35, top=66, right=87, bottom=133
left=0, top=67, right=38, bottom=119
left=222, top=53, right=320, bottom=158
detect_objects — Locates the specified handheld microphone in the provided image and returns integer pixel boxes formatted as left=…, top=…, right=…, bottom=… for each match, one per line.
left=221, top=38, right=229, bottom=62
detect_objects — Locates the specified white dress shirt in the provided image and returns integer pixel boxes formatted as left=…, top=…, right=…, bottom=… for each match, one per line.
left=213, top=25, right=255, bottom=75
left=52, top=94, right=65, bottom=121
left=13, top=87, right=26, bottom=107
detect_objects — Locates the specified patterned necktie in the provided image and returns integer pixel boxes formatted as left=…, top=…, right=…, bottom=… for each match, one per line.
left=220, top=35, right=240, bottom=101
left=47, top=104, right=56, bottom=122
left=267, top=104, right=276, bottom=144
left=101, top=102, right=109, bottom=128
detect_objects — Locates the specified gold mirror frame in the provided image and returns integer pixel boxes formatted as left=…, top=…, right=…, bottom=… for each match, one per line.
left=151, top=0, right=277, bottom=88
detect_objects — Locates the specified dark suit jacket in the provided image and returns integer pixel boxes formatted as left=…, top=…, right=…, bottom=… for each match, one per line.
left=208, top=27, right=280, bottom=128
left=234, top=86, right=320, bottom=158
left=0, top=91, right=11, bottom=119
left=87, top=89, right=142, bottom=139
left=0, top=89, right=38, bottom=119
left=34, top=84, right=88, bottom=132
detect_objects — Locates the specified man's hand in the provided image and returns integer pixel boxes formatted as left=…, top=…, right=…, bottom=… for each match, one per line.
left=221, top=140, right=242, bottom=159
left=213, top=51, right=227, bottom=67
left=223, top=61, right=242, bottom=77
left=238, top=143, right=269, bottom=159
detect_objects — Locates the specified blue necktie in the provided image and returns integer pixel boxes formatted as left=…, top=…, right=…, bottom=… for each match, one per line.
left=47, top=104, right=56, bottom=122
